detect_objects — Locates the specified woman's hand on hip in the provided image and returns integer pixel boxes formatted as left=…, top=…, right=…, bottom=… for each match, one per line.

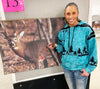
left=81, top=69, right=89, bottom=77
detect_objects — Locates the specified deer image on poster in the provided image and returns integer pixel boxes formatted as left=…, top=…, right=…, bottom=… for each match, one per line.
left=0, top=17, right=65, bottom=74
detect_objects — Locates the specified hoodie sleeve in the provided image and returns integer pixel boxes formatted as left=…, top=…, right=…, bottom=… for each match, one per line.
left=56, top=30, right=64, bottom=53
left=85, top=27, right=98, bottom=74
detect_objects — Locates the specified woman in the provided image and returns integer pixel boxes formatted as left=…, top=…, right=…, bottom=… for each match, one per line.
left=48, top=2, right=97, bottom=89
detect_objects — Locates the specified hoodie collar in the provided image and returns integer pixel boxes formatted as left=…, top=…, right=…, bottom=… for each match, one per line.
left=64, top=21, right=87, bottom=28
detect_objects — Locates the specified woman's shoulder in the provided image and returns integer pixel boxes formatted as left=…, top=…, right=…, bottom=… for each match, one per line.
left=78, top=21, right=93, bottom=32
left=59, top=23, right=69, bottom=32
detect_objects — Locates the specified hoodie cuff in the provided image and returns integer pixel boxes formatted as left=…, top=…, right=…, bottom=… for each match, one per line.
left=85, top=68, right=91, bottom=74
left=85, top=65, right=96, bottom=74
left=56, top=44, right=63, bottom=53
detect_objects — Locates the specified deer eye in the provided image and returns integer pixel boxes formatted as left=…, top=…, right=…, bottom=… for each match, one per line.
left=14, top=38, right=17, bottom=41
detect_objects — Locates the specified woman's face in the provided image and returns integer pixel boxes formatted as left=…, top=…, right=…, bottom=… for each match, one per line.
left=64, top=5, right=79, bottom=27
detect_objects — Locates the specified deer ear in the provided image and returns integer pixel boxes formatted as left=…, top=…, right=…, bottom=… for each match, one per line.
left=1, top=33, right=6, bottom=39
left=19, top=31, right=24, bottom=38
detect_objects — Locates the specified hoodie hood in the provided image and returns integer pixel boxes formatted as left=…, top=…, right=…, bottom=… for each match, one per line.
left=64, top=21, right=87, bottom=28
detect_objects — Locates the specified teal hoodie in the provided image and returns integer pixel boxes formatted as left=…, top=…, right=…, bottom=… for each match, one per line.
left=56, top=21, right=97, bottom=74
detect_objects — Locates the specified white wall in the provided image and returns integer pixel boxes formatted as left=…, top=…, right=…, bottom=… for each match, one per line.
left=88, top=0, right=100, bottom=89
left=0, top=0, right=5, bottom=20
left=91, top=0, right=100, bottom=15
left=90, top=38, right=100, bottom=89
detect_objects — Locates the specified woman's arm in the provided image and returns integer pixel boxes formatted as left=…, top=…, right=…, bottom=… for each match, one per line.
left=84, top=27, right=98, bottom=74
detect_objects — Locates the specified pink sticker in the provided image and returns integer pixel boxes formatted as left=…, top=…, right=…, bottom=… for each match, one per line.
left=2, top=0, right=24, bottom=12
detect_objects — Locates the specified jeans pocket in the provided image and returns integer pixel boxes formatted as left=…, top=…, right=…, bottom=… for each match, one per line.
left=76, top=71, right=88, bottom=80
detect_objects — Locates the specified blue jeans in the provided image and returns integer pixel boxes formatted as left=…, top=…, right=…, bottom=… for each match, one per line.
left=64, top=69, right=88, bottom=89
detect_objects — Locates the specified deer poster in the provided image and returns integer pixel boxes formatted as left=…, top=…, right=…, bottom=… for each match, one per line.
left=0, top=17, right=65, bottom=74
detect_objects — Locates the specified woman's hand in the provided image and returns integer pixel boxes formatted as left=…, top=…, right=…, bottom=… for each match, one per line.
left=81, top=69, right=89, bottom=76
left=47, top=43, right=57, bottom=49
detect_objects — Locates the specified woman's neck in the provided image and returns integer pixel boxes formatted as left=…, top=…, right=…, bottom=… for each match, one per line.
left=69, top=21, right=79, bottom=27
